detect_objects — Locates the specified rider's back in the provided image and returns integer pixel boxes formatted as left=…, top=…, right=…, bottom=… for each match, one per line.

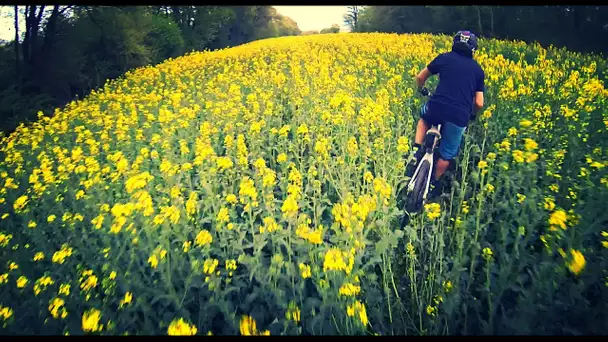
left=427, top=51, right=484, bottom=127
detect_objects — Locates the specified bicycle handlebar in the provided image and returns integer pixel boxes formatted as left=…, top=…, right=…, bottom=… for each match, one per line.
left=419, top=87, right=432, bottom=97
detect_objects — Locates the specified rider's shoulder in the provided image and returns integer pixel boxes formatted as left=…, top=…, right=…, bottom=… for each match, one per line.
left=472, top=59, right=484, bottom=73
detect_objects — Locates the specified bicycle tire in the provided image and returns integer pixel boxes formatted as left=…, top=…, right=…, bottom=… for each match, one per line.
left=406, top=159, right=430, bottom=214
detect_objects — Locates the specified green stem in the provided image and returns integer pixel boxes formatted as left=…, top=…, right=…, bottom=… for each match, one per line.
left=387, top=258, right=400, bottom=300
left=486, top=263, right=492, bottom=334
left=467, top=172, right=486, bottom=295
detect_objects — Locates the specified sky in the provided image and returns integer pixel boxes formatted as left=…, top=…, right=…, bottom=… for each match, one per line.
left=0, top=6, right=22, bottom=42
left=273, top=6, right=350, bottom=33
left=0, top=6, right=352, bottom=43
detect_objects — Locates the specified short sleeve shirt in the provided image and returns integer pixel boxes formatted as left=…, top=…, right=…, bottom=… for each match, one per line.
left=426, top=51, right=485, bottom=127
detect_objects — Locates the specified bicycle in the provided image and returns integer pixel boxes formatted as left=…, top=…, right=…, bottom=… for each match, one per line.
left=397, top=87, right=442, bottom=226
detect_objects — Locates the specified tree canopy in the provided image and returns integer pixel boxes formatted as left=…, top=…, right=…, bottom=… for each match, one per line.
left=355, top=6, right=608, bottom=56
left=0, top=5, right=301, bottom=133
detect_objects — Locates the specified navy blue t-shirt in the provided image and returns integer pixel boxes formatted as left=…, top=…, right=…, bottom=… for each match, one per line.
left=426, top=51, right=485, bottom=127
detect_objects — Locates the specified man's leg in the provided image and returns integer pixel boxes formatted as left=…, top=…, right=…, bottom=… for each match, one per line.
left=434, top=159, right=451, bottom=181
left=415, top=118, right=429, bottom=145
left=428, top=122, right=466, bottom=198
left=405, top=118, right=429, bottom=177
left=405, top=103, right=433, bottom=177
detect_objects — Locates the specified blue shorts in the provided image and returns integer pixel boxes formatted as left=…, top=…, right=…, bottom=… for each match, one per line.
left=419, top=102, right=466, bottom=160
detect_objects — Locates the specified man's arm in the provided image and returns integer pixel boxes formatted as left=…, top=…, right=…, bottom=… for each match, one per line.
left=472, top=69, right=485, bottom=117
left=415, top=67, right=433, bottom=90
left=473, top=91, right=484, bottom=113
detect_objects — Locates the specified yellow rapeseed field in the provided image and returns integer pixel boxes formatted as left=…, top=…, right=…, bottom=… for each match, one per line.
left=0, top=33, right=607, bottom=335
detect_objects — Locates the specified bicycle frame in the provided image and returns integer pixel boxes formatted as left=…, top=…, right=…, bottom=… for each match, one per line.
left=407, top=123, right=442, bottom=200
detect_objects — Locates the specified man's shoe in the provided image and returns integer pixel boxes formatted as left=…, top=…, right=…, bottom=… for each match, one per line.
left=405, top=148, right=425, bottom=178
left=427, top=179, right=443, bottom=201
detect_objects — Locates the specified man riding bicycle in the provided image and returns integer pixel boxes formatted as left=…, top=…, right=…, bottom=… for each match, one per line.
left=405, top=30, right=486, bottom=199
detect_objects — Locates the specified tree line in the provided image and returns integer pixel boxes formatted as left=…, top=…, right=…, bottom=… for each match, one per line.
left=0, top=6, right=301, bottom=134
left=346, top=6, right=608, bottom=56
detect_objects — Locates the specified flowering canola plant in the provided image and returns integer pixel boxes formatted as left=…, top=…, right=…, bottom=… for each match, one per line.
left=0, top=33, right=607, bottom=335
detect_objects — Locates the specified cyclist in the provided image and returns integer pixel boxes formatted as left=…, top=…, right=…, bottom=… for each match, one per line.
left=405, top=30, right=485, bottom=199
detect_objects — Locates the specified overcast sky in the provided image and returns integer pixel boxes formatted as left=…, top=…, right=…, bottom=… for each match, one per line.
left=0, top=6, right=22, bottom=42
left=0, top=6, right=352, bottom=43
left=273, top=6, right=350, bottom=32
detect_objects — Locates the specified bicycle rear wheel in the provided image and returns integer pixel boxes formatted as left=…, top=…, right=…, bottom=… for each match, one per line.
left=406, top=159, right=430, bottom=214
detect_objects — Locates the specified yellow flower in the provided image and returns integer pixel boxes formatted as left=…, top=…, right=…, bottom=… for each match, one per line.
left=48, top=297, right=68, bottom=319
left=181, top=163, right=193, bottom=172
left=182, top=241, right=192, bottom=253
left=238, top=176, right=258, bottom=203
left=286, top=302, right=301, bottom=323
left=0, top=233, right=11, bottom=247
left=523, top=138, right=538, bottom=151
left=425, top=202, right=441, bottom=220
left=167, top=317, right=198, bottom=336
left=0, top=305, right=13, bottom=320
left=482, top=247, right=493, bottom=262
left=240, top=315, right=258, bottom=335
left=485, top=183, right=495, bottom=194
left=120, top=292, right=133, bottom=307
left=13, top=195, right=28, bottom=212
left=397, top=136, right=409, bottom=153
left=59, top=283, right=71, bottom=296
left=225, top=259, right=237, bottom=271
left=148, top=254, right=159, bottom=269
left=406, top=242, right=415, bottom=257
left=17, top=275, right=29, bottom=288
left=0, top=273, right=7, bottom=285
left=525, top=152, right=538, bottom=163
left=48, top=214, right=56, bottom=222
left=373, top=176, right=392, bottom=202
left=363, top=171, right=374, bottom=183
left=82, top=308, right=102, bottom=333
left=33, top=276, right=54, bottom=296
left=185, top=192, right=198, bottom=217
left=512, top=150, right=525, bottom=163
left=443, top=280, right=452, bottom=293
left=347, top=304, right=355, bottom=317
left=516, top=193, right=526, bottom=203
left=216, top=156, right=234, bottom=170
left=543, top=197, right=556, bottom=211
left=80, top=274, right=98, bottom=292
left=499, top=139, right=511, bottom=152
left=478, top=160, right=488, bottom=170
left=109, top=271, right=116, bottom=280
left=299, top=263, right=312, bottom=279
left=52, top=244, right=74, bottom=264
left=203, top=259, right=219, bottom=274
left=226, top=194, right=237, bottom=205
left=519, top=119, right=533, bottom=128
left=347, top=300, right=369, bottom=326
left=339, top=283, right=361, bottom=296
left=567, top=249, right=586, bottom=275
left=549, top=209, right=567, bottom=230
left=195, top=229, right=213, bottom=247
left=170, top=186, right=182, bottom=200
left=216, top=207, right=229, bottom=223
left=323, top=248, right=348, bottom=273
left=281, top=195, right=298, bottom=218
left=277, top=153, right=288, bottom=163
